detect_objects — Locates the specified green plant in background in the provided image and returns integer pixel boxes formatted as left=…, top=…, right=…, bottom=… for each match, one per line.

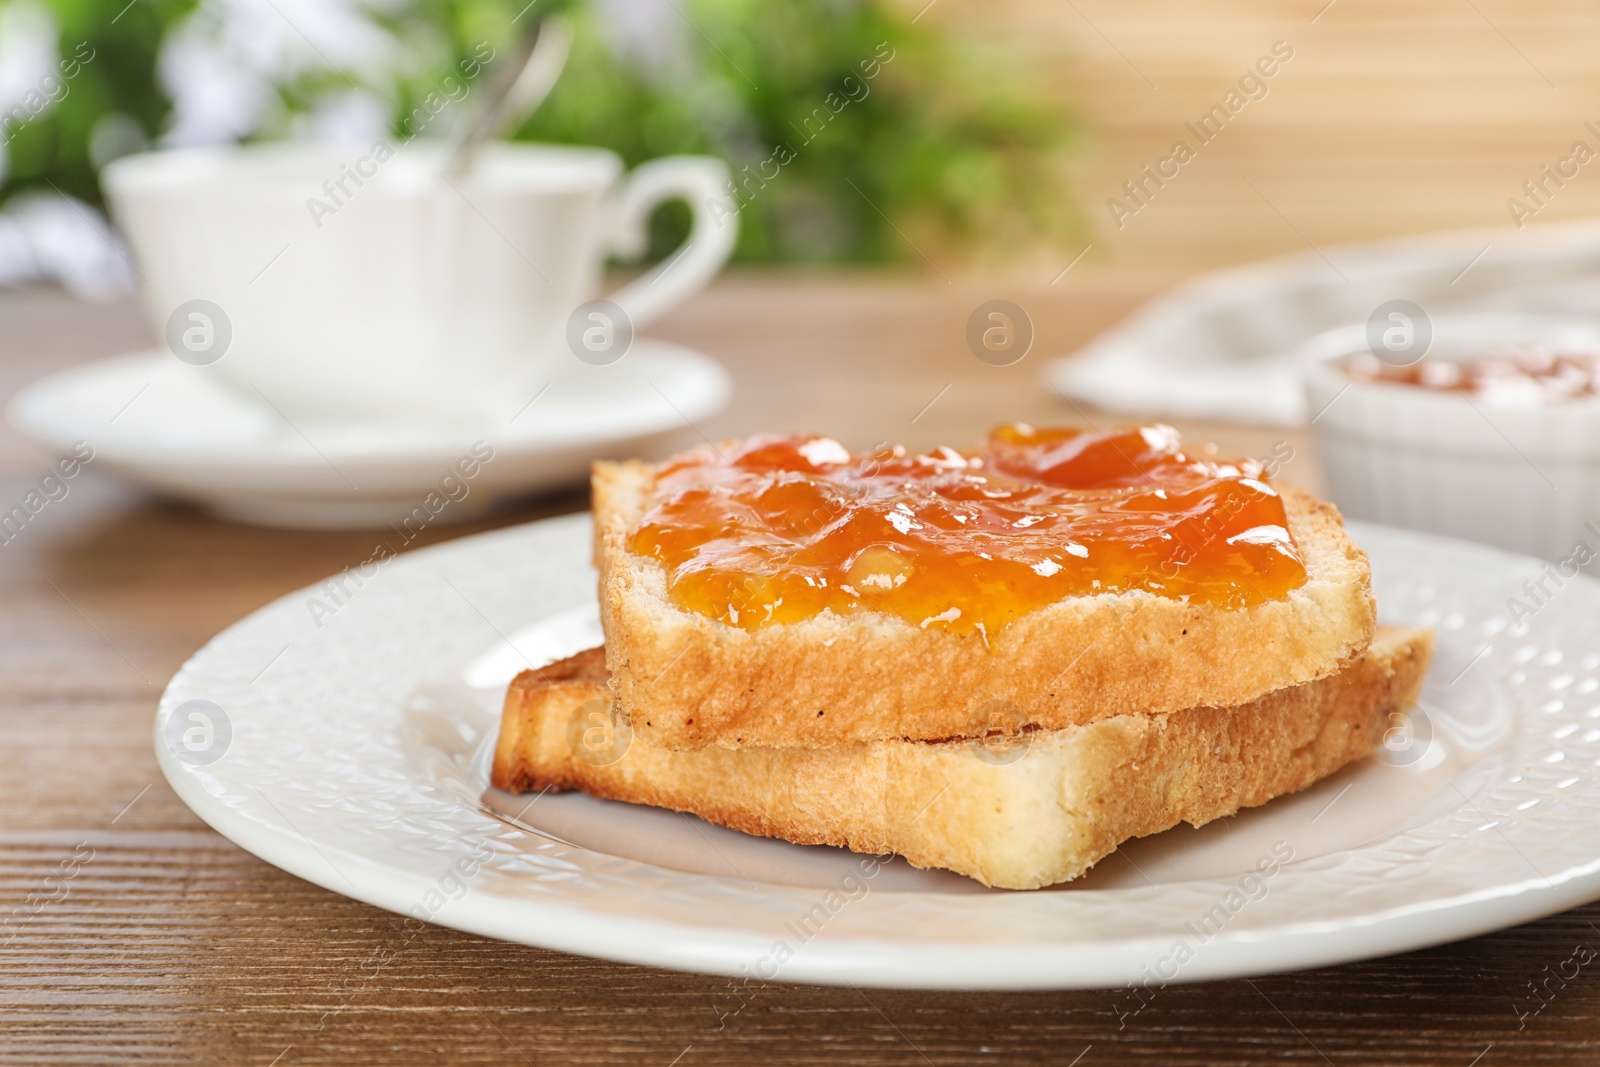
left=401, top=0, right=1082, bottom=263
left=0, top=0, right=1079, bottom=267
left=0, top=0, right=196, bottom=204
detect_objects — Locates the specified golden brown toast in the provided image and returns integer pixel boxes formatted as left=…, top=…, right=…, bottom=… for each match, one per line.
left=491, top=627, right=1432, bottom=890
left=594, top=458, right=1377, bottom=750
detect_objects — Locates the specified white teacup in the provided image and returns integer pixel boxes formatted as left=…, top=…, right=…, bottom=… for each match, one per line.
left=103, top=142, right=735, bottom=424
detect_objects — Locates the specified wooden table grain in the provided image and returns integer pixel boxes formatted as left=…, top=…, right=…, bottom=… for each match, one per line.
left=2, top=275, right=1598, bottom=1066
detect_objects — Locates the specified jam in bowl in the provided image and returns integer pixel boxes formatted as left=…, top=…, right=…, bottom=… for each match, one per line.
left=1303, top=313, right=1600, bottom=562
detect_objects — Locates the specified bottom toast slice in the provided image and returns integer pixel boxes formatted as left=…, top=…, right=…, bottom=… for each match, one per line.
left=491, top=627, right=1433, bottom=890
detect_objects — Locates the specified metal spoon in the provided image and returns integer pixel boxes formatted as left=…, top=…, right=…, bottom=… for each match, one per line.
left=443, top=14, right=574, bottom=178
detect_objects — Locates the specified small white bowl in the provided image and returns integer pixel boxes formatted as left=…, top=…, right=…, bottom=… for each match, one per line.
left=1304, top=313, right=1600, bottom=561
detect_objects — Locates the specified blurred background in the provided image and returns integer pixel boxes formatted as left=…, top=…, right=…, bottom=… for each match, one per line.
left=6, top=0, right=1600, bottom=546
left=0, top=0, right=1081, bottom=295
left=7, top=0, right=1600, bottom=289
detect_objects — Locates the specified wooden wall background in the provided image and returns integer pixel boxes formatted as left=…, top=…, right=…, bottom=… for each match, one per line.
left=934, top=0, right=1600, bottom=278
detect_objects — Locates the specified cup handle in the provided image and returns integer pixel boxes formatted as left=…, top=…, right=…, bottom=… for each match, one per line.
left=603, top=156, right=736, bottom=328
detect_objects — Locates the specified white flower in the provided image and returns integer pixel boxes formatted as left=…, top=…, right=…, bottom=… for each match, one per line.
left=0, top=0, right=60, bottom=183
left=0, top=193, right=137, bottom=301
left=158, top=0, right=403, bottom=147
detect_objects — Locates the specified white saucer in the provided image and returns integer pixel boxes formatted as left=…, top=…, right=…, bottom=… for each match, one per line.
left=155, top=515, right=1600, bottom=988
left=7, top=339, right=729, bottom=527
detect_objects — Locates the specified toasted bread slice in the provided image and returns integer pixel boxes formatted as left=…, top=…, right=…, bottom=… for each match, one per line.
left=594, top=459, right=1376, bottom=750
left=491, top=627, right=1432, bottom=890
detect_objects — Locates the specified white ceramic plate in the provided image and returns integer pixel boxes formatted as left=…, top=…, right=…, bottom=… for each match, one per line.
left=154, top=515, right=1600, bottom=989
left=7, top=339, right=728, bottom=528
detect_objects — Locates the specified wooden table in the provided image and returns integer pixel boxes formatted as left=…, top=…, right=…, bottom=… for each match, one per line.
left=2, top=274, right=1596, bottom=1066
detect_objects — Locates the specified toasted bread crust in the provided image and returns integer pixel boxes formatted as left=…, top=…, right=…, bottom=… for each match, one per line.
left=491, top=627, right=1433, bottom=890
left=594, top=458, right=1377, bottom=750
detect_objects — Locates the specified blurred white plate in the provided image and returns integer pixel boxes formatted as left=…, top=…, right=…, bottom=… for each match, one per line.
left=7, top=339, right=729, bottom=527
left=1048, top=219, right=1600, bottom=426
left=155, top=513, right=1600, bottom=988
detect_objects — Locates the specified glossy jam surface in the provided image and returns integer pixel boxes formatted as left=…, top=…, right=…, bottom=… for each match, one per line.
left=1346, top=348, right=1600, bottom=403
left=630, top=425, right=1306, bottom=635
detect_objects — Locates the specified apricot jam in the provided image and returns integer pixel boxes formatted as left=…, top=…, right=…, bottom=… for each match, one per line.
left=1346, top=348, right=1600, bottom=403
left=630, top=425, right=1306, bottom=635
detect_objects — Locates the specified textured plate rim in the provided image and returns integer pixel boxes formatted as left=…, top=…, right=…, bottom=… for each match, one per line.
left=154, top=515, right=1600, bottom=989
